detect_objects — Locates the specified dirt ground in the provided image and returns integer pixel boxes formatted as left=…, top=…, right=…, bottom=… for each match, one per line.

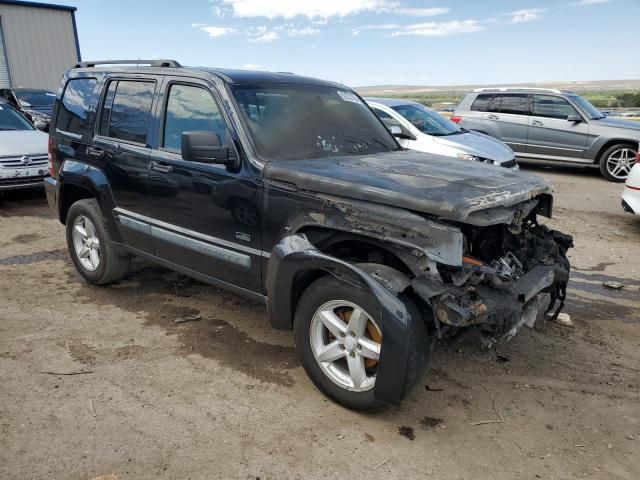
left=1, top=164, right=638, bottom=480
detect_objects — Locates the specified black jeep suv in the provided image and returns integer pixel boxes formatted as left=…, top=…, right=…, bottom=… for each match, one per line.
left=45, top=59, right=573, bottom=409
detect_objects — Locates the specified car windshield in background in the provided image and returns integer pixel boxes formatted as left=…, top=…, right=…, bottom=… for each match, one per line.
left=392, top=104, right=461, bottom=136
left=231, top=84, right=399, bottom=161
left=15, top=90, right=56, bottom=108
left=568, top=95, right=605, bottom=119
left=0, top=104, right=34, bottom=131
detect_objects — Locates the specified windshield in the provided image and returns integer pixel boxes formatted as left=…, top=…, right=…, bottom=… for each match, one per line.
left=0, top=104, right=34, bottom=131
left=392, top=104, right=461, bottom=136
left=15, top=90, right=56, bottom=108
left=567, top=95, right=604, bottom=119
left=231, top=84, right=399, bottom=161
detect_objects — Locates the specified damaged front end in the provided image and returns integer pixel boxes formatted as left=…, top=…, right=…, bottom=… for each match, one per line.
left=414, top=210, right=573, bottom=346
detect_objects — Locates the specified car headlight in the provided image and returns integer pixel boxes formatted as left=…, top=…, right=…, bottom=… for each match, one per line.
left=456, top=153, right=493, bottom=164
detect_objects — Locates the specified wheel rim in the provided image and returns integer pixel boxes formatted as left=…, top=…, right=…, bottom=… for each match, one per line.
left=309, top=300, right=382, bottom=392
left=606, top=148, right=636, bottom=180
left=72, top=215, right=101, bottom=272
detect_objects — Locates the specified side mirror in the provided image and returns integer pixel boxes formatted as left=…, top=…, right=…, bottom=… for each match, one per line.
left=567, top=114, right=582, bottom=123
left=181, top=131, right=234, bottom=166
left=34, top=120, right=47, bottom=131
left=389, top=125, right=417, bottom=141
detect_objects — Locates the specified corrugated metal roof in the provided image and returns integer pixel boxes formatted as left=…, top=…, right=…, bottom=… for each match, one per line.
left=0, top=1, right=76, bottom=12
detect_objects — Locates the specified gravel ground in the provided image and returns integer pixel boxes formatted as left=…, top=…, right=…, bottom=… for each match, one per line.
left=0, top=164, right=638, bottom=480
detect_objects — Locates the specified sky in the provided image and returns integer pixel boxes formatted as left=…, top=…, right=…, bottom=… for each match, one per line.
left=57, top=0, right=639, bottom=87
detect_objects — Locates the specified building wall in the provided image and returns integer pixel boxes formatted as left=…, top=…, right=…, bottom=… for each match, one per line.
left=0, top=3, right=78, bottom=90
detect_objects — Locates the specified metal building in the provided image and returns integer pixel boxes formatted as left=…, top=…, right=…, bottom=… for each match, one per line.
left=0, top=0, right=80, bottom=90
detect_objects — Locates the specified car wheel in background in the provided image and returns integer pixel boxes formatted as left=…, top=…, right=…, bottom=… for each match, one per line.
left=66, top=199, right=129, bottom=285
left=599, top=143, right=637, bottom=182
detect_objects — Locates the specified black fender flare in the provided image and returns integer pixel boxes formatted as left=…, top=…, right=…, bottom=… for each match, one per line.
left=58, top=160, right=122, bottom=242
left=266, top=234, right=420, bottom=405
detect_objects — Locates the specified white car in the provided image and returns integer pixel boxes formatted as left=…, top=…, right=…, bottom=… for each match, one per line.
left=366, top=97, right=518, bottom=170
left=622, top=161, right=640, bottom=215
left=0, top=101, right=49, bottom=191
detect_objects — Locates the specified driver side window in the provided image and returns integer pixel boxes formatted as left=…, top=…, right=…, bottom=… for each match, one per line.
left=532, top=95, right=577, bottom=120
left=162, top=84, right=227, bottom=152
left=371, top=107, right=403, bottom=130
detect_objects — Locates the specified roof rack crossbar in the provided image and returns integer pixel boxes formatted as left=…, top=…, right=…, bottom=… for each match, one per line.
left=73, top=59, right=182, bottom=69
left=473, top=87, right=563, bottom=94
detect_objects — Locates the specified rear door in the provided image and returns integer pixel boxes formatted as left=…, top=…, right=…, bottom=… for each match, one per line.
left=94, top=77, right=159, bottom=253
left=482, top=93, right=530, bottom=153
left=526, top=94, right=589, bottom=160
left=145, top=77, right=263, bottom=292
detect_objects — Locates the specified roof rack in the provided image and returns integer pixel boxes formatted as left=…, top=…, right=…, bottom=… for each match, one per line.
left=73, top=59, right=182, bottom=69
left=473, top=87, right=563, bottom=94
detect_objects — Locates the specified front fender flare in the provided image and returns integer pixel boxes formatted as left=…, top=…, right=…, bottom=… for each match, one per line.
left=266, top=234, right=420, bottom=405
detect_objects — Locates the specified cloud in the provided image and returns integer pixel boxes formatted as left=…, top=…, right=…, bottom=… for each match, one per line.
left=242, top=63, right=261, bottom=70
left=193, top=24, right=236, bottom=37
left=572, top=0, right=612, bottom=5
left=217, top=1, right=448, bottom=19
left=248, top=30, right=279, bottom=42
left=389, top=20, right=483, bottom=37
left=507, top=8, right=546, bottom=23
left=286, top=26, right=320, bottom=37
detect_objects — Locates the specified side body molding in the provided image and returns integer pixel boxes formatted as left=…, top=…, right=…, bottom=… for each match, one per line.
left=266, top=234, right=419, bottom=405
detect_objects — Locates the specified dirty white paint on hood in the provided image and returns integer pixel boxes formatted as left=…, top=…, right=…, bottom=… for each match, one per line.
left=0, top=130, right=48, bottom=157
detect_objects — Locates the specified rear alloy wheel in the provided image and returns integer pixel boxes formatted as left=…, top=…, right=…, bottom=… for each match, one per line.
left=71, top=215, right=101, bottom=272
left=599, top=144, right=637, bottom=182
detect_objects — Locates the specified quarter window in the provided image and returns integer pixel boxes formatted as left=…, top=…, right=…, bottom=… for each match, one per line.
left=470, top=94, right=493, bottom=112
left=57, top=78, right=97, bottom=136
left=532, top=95, right=576, bottom=120
left=162, top=84, right=227, bottom=151
left=100, top=80, right=155, bottom=144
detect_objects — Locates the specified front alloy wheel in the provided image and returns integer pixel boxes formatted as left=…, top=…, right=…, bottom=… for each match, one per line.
left=309, top=300, right=382, bottom=392
left=600, top=144, right=637, bottom=182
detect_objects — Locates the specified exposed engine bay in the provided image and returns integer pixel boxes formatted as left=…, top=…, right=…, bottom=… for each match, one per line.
left=424, top=212, right=573, bottom=345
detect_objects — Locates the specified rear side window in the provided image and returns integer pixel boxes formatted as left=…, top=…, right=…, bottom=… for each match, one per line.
left=498, top=94, right=529, bottom=115
left=57, top=78, right=97, bottom=136
left=470, top=94, right=493, bottom=112
left=100, top=80, right=155, bottom=145
left=532, top=95, right=576, bottom=120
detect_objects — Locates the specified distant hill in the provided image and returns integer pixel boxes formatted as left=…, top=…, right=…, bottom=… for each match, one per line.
left=356, top=79, right=640, bottom=95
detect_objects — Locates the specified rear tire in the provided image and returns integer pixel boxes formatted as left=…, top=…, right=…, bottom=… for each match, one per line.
left=293, top=274, right=429, bottom=410
left=599, top=143, right=637, bottom=182
left=66, top=199, right=129, bottom=285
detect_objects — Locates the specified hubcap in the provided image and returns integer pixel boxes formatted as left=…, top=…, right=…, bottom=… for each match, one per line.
left=72, top=215, right=101, bottom=272
left=309, top=300, right=382, bottom=392
left=606, top=148, right=637, bottom=180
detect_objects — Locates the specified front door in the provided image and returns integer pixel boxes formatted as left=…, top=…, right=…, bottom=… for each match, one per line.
left=526, top=94, right=590, bottom=161
left=95, top=78, right=159, bottom=254
left=145, top=79, right=263, bottom=292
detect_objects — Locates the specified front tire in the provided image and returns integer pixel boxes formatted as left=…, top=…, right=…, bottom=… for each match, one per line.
left=66, top=199, right=129, bottom=285
left=599, top=143, right=637, bottom=182
left=293, top=274, right=429, bottom=410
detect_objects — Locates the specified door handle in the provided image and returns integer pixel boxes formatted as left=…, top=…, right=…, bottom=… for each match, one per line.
left=531, top=120, right=543, bottom=127
left=86, top=146, right=104, bottom=158
left=149, top=161, right=173, bottom=173
left=487, top=114, right=499, bottom=120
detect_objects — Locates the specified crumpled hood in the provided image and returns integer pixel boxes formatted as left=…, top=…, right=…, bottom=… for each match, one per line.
left=263, top=150, right=551, bottom=222
left=0, top=130, right=48, bottom=157
left=431, top=131, right=514, bottom=163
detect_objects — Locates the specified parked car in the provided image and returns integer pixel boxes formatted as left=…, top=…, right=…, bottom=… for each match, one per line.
left=0, top=87, right=55, bottom=131
left=0, top=100, right=49, bottom=191
left=622, top=162, right=640, bottom=215
left=452, top=88, right=640, bottom=182
left=45, top=60, right=573, bottom=410
left=366, top=98, right=518, bottom=170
